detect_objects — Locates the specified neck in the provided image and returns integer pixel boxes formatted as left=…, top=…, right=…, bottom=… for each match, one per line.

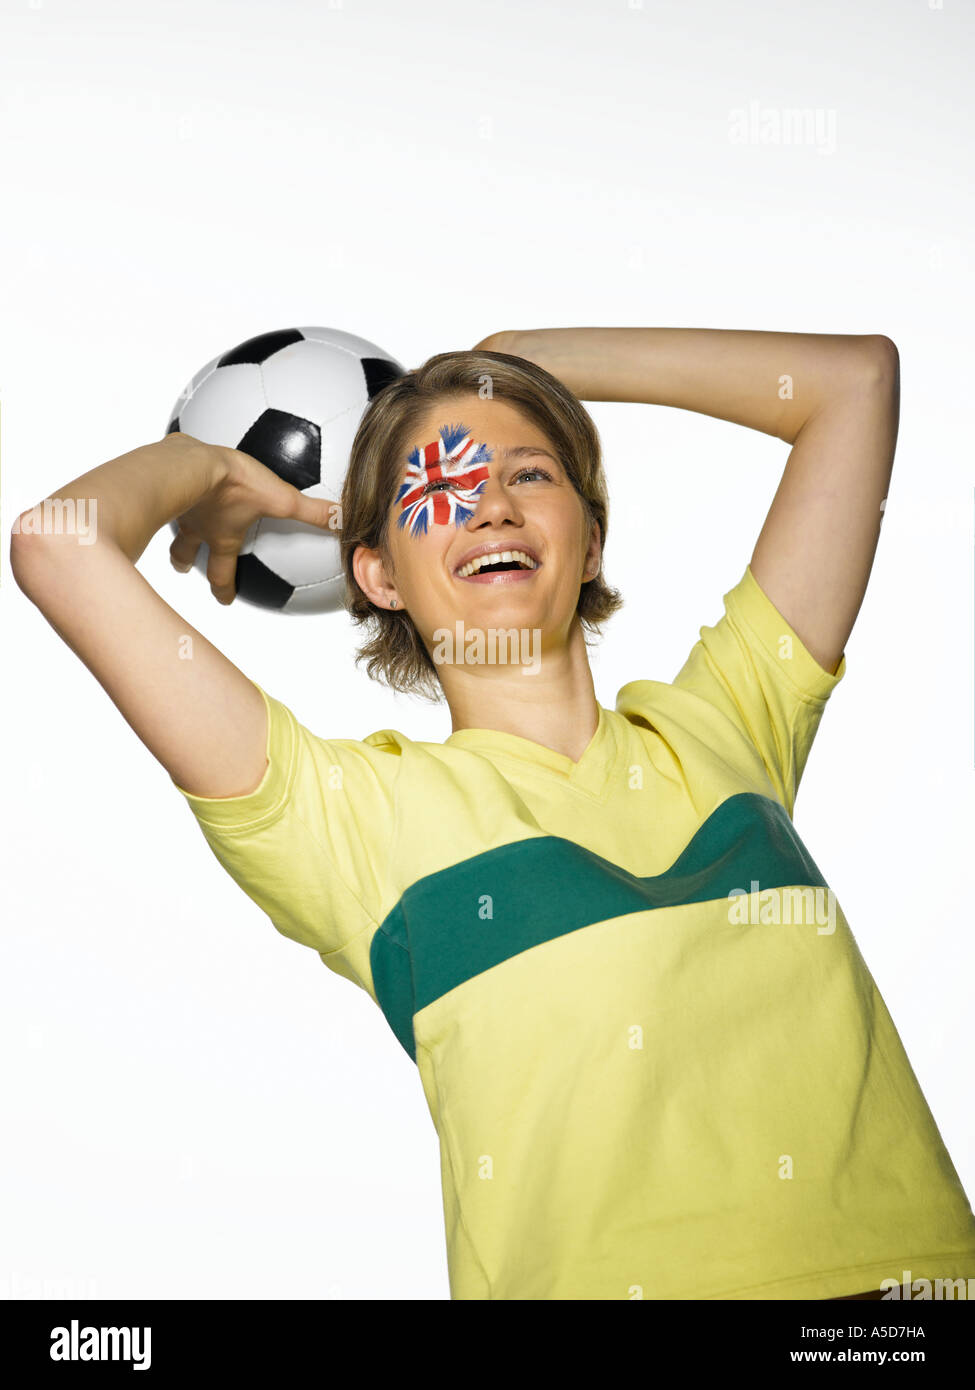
left=442, top=616, right=600, bottom=762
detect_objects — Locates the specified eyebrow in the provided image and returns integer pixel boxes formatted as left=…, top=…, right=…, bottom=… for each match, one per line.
left=497, top=445, right=560, bottom=465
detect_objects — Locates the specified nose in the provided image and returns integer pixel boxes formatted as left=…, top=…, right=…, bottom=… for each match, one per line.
left=465, top=469, right=523, bottom=527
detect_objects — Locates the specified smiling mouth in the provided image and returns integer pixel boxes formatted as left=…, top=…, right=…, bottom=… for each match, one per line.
left=455, top=550, right=541, bottom=579
left=455, top=554, right=541, bottom=583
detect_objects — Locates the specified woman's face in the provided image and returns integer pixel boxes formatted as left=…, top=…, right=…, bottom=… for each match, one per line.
left=357, top=394, right=601, bottom=664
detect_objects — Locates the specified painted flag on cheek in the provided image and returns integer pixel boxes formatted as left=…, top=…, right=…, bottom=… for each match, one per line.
left=396, top=422, right=492, bottom=538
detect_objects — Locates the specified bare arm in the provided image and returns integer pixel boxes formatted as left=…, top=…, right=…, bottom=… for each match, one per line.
left=477, top=327, right=899, bottom=675
left=9, top=434, right=333, bottom=797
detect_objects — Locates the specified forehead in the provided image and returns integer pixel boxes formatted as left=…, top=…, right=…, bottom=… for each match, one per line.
left=411, top=395, right=554, bottom=453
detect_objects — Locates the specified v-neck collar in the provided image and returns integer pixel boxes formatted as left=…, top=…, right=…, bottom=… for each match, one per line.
left=444, top=702, right=618, bottom=798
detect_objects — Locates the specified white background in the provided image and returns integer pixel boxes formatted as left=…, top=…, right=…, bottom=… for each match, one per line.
left=1, top=0, right=972, bottom=1300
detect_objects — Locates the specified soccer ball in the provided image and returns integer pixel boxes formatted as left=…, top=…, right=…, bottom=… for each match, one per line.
left=165, top=326, right=405, bottom=613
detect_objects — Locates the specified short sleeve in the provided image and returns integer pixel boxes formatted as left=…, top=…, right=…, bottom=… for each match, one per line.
left=669, top=564, right=847, bottom=817
left=170, top=681, right=399, bottom=984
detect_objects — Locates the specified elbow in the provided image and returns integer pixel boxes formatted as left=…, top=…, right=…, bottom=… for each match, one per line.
left=864, top=335, right=900, bottom=384
left=9, top=512, right=57, bottom=594
left=9, top=519, right=38, bottom=593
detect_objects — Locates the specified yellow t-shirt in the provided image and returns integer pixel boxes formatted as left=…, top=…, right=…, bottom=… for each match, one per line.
left=173, top=564, right=975, bottom=1299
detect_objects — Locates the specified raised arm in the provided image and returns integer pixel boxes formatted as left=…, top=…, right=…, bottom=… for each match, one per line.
left=475, top=327, right=900, bottom=676
left=9, top=434, right=335, bottom=797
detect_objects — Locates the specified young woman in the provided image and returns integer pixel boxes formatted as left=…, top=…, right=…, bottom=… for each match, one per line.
left=12, top=328, right=975, bottom=1301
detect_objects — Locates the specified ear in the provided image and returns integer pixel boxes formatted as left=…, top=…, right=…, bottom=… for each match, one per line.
left=353, top=543, right=400, bottom=610
left=582, top=519, right=602, bottom=580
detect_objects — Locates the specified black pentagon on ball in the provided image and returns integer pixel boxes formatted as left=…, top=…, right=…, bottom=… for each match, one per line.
left=218, top=329, right=304, bottom=367
left=234, top=552, right=295, bottom=608
left=236, top=409, right=322, bottom=491
left=361, top=356, right=406, bottom=398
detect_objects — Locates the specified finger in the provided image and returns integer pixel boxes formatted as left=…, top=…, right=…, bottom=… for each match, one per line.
left=265, top=485, right=339, bottom=533
left=293, top=492, right=340, bottom=532
left=262, top=486, right=337, bottom=533
left=170, top=526, right=202, bottom=572
left=205, top=542, right=240, bottom=605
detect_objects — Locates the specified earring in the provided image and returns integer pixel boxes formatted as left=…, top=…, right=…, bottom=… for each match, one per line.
left=390, top=599, right=397, bottom=609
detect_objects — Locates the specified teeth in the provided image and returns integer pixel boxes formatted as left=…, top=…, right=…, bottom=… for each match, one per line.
left=458, top=550, right=539, bottom=578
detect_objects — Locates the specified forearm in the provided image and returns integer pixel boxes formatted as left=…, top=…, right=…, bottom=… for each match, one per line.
left=493, top=327, right=889, bottom=444
left=11, top=435, right=224, bottom=565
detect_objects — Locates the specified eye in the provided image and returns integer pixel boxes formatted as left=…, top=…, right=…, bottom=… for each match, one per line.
left=418, top=466, right=551, bottom=496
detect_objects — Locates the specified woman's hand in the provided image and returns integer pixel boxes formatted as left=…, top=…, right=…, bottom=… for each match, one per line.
left=472, top=331, right=521, bottom=354
left=168, top=434, right=337, bottom=605
left=470, top=329, right=582, bottom=390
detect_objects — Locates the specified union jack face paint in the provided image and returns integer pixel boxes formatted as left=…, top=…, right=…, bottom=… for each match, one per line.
left=396, top=422, right=492, bottom=538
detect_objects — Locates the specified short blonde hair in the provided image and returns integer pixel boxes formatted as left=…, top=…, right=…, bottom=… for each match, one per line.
left=340, top=348, right=624, bottom=702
